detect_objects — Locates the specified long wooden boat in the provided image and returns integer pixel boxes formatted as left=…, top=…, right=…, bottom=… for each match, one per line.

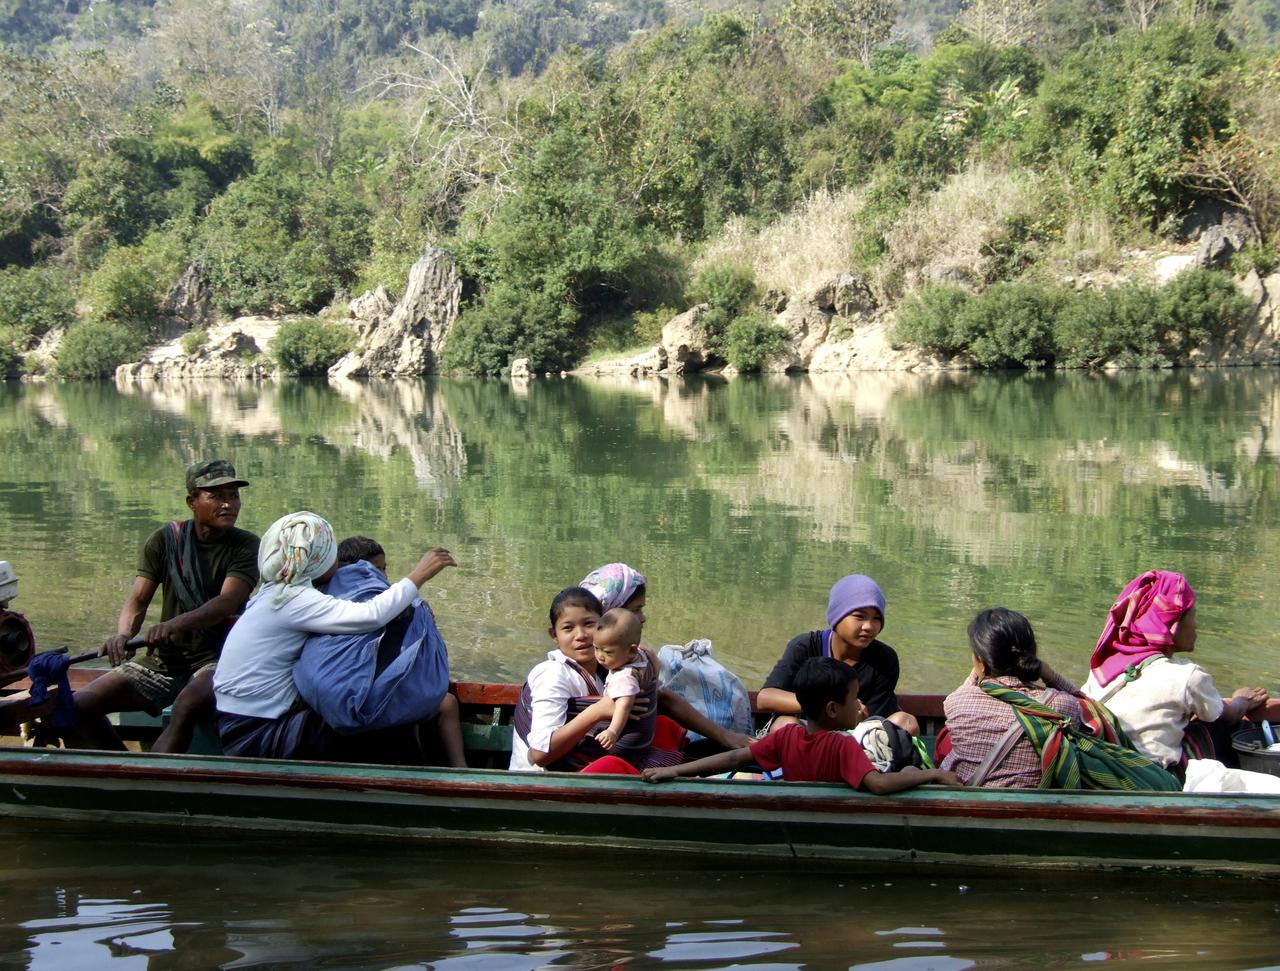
left=3, top=673, right=1279, bottom=877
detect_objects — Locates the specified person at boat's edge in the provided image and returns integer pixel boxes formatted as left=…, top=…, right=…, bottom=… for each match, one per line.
left=69, top=459, right=259, bottom=751
left=642, top=657, right=964, bottom=792
left=941, top=608, right=1085, bottom=788
left=579, top=562, right=753, bottom=753
left=757, top=574, right=920, bottom=738
left=1082, top=570, right=1270, bottom=779
left=213, top=512, right=455, bottom=760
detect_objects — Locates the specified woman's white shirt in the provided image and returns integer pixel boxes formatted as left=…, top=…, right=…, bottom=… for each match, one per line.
left=214, top=578, right=418, bottom=720
left=1082, top=655, right=1224, bottom=767
left=508, top=650, right=601, bottom=772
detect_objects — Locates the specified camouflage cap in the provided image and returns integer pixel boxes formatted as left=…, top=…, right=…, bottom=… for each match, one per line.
left=186, top=459, right=249, bottom=494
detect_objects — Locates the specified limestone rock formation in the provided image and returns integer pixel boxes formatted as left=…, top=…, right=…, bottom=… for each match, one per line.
left=116, top=317, right=276, bottom=381
left=1185, top=270, right=1280, bottom=366
left=812, top=271, right=876, bottom=317
left=576, top=346, right=667, bottom=377
left=660, top=304, right=715, bottom=374
left=330, top=248, right=461, bottom=378
left=346, top=286, right=396, bottom=342
left=158, top=263, right=214, bottom=339
left=1193, top=205, right=1257, bottom=268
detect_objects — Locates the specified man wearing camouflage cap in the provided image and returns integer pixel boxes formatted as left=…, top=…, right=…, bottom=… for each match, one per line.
left=70, top=459, right=260, bottom=751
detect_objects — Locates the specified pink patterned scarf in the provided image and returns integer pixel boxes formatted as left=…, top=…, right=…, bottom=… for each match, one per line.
left=1090, top=570, right=1195, bottom=686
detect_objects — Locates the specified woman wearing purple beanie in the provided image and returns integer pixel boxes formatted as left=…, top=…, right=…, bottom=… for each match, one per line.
left=757, top=575, right=919, bottom=736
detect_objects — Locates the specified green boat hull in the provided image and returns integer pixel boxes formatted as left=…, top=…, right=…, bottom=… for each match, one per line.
left=2, top=748, right=1278, bottom=876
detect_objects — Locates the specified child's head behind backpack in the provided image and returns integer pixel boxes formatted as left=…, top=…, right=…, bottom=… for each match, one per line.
left=337, top=536, right=387, bottom=575
left=794, top=657, right=862, bottom=729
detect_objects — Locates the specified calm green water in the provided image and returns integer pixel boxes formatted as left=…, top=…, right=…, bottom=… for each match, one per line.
left=4, top=373, right=1280, bottom=968
left=2, top=370, right=1280, bottom=692
left=1, top=821, right=1279, bottom=969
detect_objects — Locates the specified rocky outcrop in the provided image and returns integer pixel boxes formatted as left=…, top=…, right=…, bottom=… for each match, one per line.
left=1185, top=199, right=1258, bottom=269
left=23, top=327, right=65, bottom=376
left=116, top=317, right=277, bottom=382
left=1184, top=269, right=1280, bottom=366
left=575, top=346, right=666, bottom=377
left=660, top=304, right=716, bottom=374
left=158, top=263, right=214, bottom=339
left=329, top=249, right=461, bottom=379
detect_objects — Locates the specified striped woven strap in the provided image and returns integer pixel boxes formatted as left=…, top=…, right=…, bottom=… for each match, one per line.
left=980, top=681, right=1179, bottom=791
left=979, top=682, right=1065, bottom=789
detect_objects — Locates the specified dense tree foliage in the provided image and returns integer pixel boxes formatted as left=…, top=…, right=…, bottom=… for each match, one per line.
left=0, top=0, right=1276, bottom=376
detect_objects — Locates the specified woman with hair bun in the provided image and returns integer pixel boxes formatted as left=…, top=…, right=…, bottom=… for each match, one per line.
left=941, top=607, right=1085, bottom=788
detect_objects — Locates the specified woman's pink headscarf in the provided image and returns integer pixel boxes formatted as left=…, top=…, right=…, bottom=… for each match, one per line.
left=1090, top=570, right=1195, bottom=686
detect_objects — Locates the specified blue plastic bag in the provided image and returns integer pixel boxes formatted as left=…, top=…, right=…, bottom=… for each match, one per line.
left=657, top=639, right=752, bottom=743
left=294, top=561, right=450, bottom=734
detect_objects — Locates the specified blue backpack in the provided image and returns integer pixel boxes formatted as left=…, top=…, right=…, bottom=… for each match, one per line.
left=293, top=561, right=450, bottom=734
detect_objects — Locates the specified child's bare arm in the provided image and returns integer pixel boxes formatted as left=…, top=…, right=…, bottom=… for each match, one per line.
left=641, top=746, right=755, bottom=783
left=861, top=767, right=964, bottom=794
left=597, top=695, right=635, bottom=750
left=755, top=687, right=802, bottom=715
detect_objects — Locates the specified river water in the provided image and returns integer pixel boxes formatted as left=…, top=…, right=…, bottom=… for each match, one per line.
left=1, top=821, right=1279, bottom=969
left=3, top=372, right=1280, bottom=967
left=2, top=370, right=1279, bottom=690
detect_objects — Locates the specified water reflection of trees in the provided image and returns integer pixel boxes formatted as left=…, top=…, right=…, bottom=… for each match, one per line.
left=3, top=372, right=1279, bottom=687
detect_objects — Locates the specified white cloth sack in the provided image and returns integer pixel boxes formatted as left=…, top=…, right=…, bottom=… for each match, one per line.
left=1182, top=758, right=1280, bottom=794
left=657, top=639, right=753, bottom=743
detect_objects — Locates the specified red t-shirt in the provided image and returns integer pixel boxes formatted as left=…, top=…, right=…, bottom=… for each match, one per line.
left=748, top=724, right=874, bottom=790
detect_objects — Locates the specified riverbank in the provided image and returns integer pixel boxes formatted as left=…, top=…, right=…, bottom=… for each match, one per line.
left=97, top=259, right=1280, bottom=384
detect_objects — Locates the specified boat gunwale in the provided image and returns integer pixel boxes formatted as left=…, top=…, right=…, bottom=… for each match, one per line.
left=2, top=746, right=1278, bottom=832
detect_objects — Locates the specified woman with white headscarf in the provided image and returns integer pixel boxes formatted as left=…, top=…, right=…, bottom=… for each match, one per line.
left=214, top=511, right=456, bottom=760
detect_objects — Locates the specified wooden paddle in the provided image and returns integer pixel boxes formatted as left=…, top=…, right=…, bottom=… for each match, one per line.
left=0, top=638, right=142, bottom=690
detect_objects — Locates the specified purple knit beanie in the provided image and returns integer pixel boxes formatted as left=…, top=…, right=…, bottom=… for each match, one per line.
left=826, top=574, right=886, bottom=629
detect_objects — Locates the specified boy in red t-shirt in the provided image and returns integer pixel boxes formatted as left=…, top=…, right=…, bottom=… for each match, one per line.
left=642, top=658, right=963, bottom=793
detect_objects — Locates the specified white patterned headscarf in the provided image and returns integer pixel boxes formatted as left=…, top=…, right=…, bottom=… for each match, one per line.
left=258, top=511, right=338, bottom=608
left=580, top=563, right=647, bottom=611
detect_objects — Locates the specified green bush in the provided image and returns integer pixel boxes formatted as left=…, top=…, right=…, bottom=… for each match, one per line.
left=272, top=318, right=356, bottom=376
left=445, top=287, right=576, bottom=376
left=725, top=312, right=791, bottom=371
left=891, top=283, right=972, bottom=354
left=199, top=173, right=302, bottom=315
left=959, top=280, right=1061, bottom=368
left=0, top=264, right=75, bottom=346
left=1056, top=284, right=1163, bottom=368
left=82, top=229, right=186, bottom=332
left=894, top=270, right=1249, bottom=369
left=280, top=185, right=373, bottom=310
left=181, top=327, right=208, bottom=356
left=442, top=130, right=661, bottom=374
left=83, top=246, right=163, bottom=327
left=200, top=172, right=372, bottom=315
left=0, top=332, right=19, bottom=377
left=691, top=262, right=758, bottom=317
left=1158, top=268, right=1252, bottom=355
left=61, top=154, right=165, bottom=247
left=53, top=321, right=144, bottom=379
left=1018, top=23, right=1233, bottom=223
left=690, top=262, right=758, bottom=354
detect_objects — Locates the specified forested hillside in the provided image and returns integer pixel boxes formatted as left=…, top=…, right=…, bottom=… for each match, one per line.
left=1, top=0, right=1278, bottom=377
